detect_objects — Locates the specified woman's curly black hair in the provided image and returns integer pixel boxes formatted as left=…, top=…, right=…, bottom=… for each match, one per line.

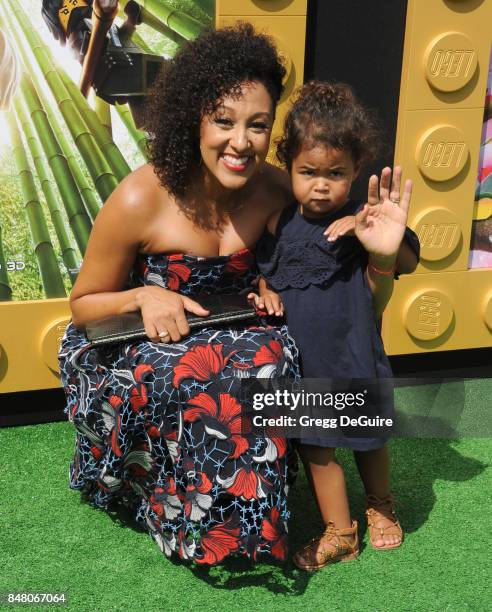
left=276, top=81, right=382, bottom=171
left=145, top=23, right=286, bottom=198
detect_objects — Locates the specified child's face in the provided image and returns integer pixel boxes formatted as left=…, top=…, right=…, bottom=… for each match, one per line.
left=291, top=145, right=360, bottom=217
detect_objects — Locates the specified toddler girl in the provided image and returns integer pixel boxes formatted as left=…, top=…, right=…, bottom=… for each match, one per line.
left=253, top=82, right=420, bottom=570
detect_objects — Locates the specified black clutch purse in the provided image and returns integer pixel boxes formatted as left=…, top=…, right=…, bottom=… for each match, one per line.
left=85, top=293, right=257, bottom=346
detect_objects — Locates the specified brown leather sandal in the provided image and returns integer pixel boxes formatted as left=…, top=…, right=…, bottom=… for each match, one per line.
left=293, top=520, right=359, bottom=571
left=365, top=494, right=403, bottom=550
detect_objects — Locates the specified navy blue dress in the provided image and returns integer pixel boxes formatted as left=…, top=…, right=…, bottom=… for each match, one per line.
left=257, top=200, right=420, bottom=450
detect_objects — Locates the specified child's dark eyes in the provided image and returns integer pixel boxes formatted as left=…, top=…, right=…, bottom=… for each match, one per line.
left=300, top=170, right=344, bottom=177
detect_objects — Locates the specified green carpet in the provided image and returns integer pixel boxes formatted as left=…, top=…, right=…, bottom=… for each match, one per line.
left=1, top=407, right=491, bottom=611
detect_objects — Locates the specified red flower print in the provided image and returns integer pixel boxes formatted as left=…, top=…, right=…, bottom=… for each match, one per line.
left=184, top=472, right=213, bottom=521
left=146, top=425, right=161, bottom=438
left=261, top=508, right=287, bottom=560
left=134, top=364, right=154, bottom=383
left=253, top=430, right=287, bottom=463
left=217, top=467, right=272, bottom=500
left=90, top=446, right=103, bottom=461
left=130, top=385, right=148, bottom=413
left=129, top=364, right=154, bottom=413
left=70, top=401, right=78, bottom=420
left=151, top=477, right=182, bottom=520
left=269, top=434, right=287, bottom=458
left=110, top=418, right=123, bottom=457
left=173, top=344, right=237, bottom=388
left=253, top=340, right=283, bottom=366
left=225, top=249, right=254, bottom=275
left=196, top=519, right=241, bottom=565
left=185, top=392, right=251, bottom=458
left=167, top=261, right=191, bottom=291
left=232, top=361, right=253, bottom=370
left=109, top=395, right=123, bottom=409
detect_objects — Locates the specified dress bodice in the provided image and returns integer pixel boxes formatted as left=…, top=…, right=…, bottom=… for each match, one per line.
left=127, top=247, right=258, bottom=296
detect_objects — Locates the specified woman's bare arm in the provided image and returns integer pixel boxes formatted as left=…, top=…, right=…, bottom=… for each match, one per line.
left=69, top=175, right=151, bottom=329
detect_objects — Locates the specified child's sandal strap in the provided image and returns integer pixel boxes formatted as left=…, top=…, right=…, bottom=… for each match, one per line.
left=365, top=494, right=403, bottom=550
left=293, top=520, right=359, bottom=571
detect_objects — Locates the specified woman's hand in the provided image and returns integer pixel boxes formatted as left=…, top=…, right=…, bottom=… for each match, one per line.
left=355, top=166, right=412, bottom=260
left=323, top=215, right=356, bottom=242
left=247, top=276, right=284, bottom=316
left=136, top=286, right=209, bottom=343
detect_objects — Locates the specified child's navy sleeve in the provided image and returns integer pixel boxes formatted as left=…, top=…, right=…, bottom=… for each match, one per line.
left=402, top=226, right=420, bottom=261
left=394, top=227, right=420, bottom=280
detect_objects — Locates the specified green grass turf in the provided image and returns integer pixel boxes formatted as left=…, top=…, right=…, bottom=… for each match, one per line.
left=0, top=421, right=490, bottom=612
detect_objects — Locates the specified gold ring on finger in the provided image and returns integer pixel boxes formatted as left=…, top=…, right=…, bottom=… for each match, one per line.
left=390, top=198, right=400, bottom=204
left=158, top=330, right=169, bottom=339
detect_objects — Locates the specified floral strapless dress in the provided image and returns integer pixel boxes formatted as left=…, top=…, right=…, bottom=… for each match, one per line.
left=58, top=248, right=299, bottom=564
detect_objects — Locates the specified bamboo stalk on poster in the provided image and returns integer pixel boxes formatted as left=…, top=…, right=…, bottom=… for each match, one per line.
left=15, top=99, right=81, bottom=285
left=19, top=74, right=93, bottom=254
left=7, top=112, right=67, bottom=299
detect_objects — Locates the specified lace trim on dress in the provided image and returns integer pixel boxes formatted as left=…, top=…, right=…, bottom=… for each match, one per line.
left=257, top=234, right=363, bottom=290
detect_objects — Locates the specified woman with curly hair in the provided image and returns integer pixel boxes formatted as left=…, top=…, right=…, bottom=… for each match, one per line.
left=58, top=23, right=298, bottom=565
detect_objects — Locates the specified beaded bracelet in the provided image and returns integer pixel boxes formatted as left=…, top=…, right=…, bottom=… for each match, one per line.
left=368, top=260, right=396, bottom=277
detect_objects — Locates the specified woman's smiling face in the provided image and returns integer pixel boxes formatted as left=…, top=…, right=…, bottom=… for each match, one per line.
left=199, top=81, right=274, bottom=192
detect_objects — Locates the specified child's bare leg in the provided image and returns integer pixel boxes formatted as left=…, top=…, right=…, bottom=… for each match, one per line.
left=298, top=444, right=351, bottom=529
left=354, top=445, right=390, bottom=498
left=354, top=445, right=402, bottom=548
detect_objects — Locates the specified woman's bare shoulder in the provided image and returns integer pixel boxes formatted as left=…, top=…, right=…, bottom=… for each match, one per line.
left=106, top=163, right=167, bottom=215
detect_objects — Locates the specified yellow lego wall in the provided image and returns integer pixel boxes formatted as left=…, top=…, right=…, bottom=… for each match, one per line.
left=0, top=300, right=71, bottom=392
left=382, top=0, right=492, bottom=354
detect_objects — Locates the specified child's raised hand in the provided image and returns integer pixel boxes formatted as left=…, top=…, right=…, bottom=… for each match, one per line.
left=355, top=167, right=412, bottom=258
left=323, top=215, right=356, bottom=242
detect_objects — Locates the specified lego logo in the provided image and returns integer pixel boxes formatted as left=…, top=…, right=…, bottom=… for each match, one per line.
left=422, top=141, right=466, bottom=169
left=413, top=208, right=462, bottom=262
left=416, top=126, right=468, bottom=181
left=418, top=223, right=459, bottom=249
left=404, top=290, right=454, bottom=341
left=429, top=49, right=475, bottom=79
left=424, top=32, right=478, bottom=93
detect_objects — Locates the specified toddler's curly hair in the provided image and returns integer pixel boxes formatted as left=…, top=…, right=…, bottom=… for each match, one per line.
left=145, top=23, right=286, bottom=198
left=276, top=81, right=381, bottom=171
